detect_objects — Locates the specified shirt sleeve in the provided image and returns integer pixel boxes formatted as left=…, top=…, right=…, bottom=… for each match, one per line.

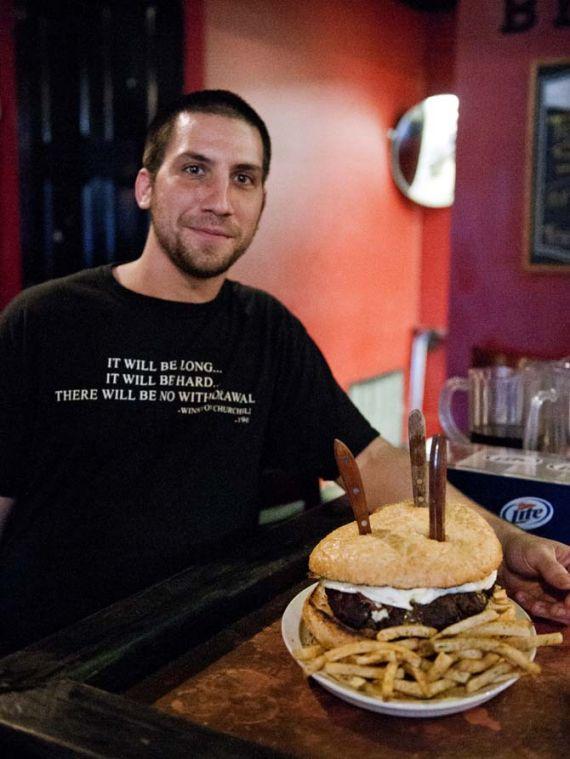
left=263, top=313, right=379, bottom=480
left=0, top=302, right=29, bottom=498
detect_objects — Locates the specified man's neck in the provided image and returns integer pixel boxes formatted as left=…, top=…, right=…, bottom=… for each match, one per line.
left=113, top=252, right=226, bottom=304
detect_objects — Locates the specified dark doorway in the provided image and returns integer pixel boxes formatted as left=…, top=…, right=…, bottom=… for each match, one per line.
left=15, top=0, right=184, bottom=287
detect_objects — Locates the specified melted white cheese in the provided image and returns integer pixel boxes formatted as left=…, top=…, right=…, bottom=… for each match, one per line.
left=323, top=571, right=497, bottom=611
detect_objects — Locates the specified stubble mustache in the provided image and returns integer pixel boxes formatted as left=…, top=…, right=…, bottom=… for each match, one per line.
left=181, top=213, right=240, bottom=238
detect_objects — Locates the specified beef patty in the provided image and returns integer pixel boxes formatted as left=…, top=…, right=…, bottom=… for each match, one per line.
left=325, top=586, right=494, bottom=632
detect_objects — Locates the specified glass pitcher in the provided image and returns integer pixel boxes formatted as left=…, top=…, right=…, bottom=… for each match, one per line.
left=439, top=366, right=525, bottom=448
left=523, top=361, right=570, bottom=457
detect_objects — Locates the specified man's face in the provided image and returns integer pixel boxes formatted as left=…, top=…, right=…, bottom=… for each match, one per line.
left=137, top=112, right=265, bottom=279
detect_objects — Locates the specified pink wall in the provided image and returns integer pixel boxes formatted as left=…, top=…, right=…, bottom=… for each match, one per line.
left=448, top=0, right=570, bottom=378
left=201, top=0, right=438, bottom=389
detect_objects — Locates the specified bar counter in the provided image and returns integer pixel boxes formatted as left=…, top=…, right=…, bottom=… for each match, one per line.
left=146, top=585, right=569, bottom=758
left=0, top=498, right=567, bottom=757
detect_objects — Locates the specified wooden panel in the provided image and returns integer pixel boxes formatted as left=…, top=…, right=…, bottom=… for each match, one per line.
left=0, top=501, right=352, bottom=756
left=0, top=679, right=283, bottom=758
left=15, top=0, right=183, bottom=285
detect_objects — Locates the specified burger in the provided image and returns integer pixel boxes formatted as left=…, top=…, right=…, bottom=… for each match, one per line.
left=302, top=499, right=503, bottom=648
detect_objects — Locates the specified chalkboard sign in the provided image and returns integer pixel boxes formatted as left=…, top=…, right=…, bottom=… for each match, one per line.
left=526, top=59, right=570, bottom=271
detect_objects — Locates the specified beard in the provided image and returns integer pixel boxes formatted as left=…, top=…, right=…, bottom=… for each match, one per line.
left=150, top=207, right=260, bottom=281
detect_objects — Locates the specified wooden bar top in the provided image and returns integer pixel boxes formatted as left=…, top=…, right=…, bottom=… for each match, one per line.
left=153, top=585, right=569, bottom=759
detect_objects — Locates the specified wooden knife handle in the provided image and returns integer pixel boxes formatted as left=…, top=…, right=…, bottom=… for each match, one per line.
left=429, top=434, right=447, bottom=542
left=334, top=439, right=371, bottom=535
left=408, top=409, right=427, bottom=507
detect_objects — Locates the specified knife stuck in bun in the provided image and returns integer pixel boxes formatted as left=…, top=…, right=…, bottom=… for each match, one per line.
left=307, top=429, right=494, bottom=644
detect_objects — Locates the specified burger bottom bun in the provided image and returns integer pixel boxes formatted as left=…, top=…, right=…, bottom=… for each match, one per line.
left=301, top=586, right=371, bottom=649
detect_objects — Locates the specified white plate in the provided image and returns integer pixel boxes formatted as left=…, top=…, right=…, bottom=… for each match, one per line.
left=281, top=583, right=535, bottom=718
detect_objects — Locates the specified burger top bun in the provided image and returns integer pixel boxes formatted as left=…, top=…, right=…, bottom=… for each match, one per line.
left=309, top=500, right=502, bottom=588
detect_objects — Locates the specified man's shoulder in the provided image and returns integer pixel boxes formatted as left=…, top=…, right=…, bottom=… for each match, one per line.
left=2, top=266, right=109, bottom=317
left=228, top=280, right=301, bottom=326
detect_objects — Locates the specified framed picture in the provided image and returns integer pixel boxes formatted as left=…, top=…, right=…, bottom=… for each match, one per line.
left=524, top=59, right=570, bottom=271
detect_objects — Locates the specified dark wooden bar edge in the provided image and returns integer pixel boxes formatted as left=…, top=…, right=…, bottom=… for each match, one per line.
left=0, top=499, right=352, bottom=757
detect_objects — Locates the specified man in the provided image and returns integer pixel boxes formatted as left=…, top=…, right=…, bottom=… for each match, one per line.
left=0, top=91, right=568, bottom=651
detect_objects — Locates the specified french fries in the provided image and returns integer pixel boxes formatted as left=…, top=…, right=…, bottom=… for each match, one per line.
left=294, top=644, right=324, bottom=661
left=434, top=608, right=499, bottom=638
left=501, top=633, right=563, bottom=650
left=427, top=651, right=454, bottom=681
left=381, top=659, right=399, bottom=698
left=376, top=624, right=437, bottom=641
left=293, top=587, right=562, bottom=702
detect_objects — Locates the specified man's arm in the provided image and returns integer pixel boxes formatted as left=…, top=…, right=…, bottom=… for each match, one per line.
left=352, top=436, right=570, bottom=624
left=0, top=496, right=15, bottom=541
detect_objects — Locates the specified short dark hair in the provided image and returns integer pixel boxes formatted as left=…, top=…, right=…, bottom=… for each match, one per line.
left=143, top=90, right=272, bottom=181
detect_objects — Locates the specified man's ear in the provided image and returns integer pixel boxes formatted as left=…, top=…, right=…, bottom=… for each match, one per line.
left=135, top=168, right=153, bottom=210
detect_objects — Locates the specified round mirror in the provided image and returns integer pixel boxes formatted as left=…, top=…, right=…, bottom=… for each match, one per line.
left=389, top=94, right=459, bottom=208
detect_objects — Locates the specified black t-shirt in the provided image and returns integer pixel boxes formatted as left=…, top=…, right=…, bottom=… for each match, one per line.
left=0, top=265, right=378, bottom=646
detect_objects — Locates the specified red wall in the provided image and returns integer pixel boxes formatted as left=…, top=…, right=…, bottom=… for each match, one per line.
left=448, top=0, right=570, bottom=378
left=0, top=0, right=22, bottom=308
left=183, top=0, right=204, bottom=93
left=201, top=0, right=441, bottom=390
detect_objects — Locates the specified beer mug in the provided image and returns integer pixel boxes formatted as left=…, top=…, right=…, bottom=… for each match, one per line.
left=523, top=362, right=570, bottom=457
left=439, top=367, right=524, bottom=448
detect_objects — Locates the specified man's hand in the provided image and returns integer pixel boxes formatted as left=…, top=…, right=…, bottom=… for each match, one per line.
left=499, top=532, right=570, bottom=624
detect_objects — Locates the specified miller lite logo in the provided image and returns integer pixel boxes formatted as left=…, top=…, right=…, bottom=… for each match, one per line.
left=546, top=462, right=570, bottom=475
left=485, top=454, right=543, bottom=466
left=500, top=497, right=554, bottom=531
